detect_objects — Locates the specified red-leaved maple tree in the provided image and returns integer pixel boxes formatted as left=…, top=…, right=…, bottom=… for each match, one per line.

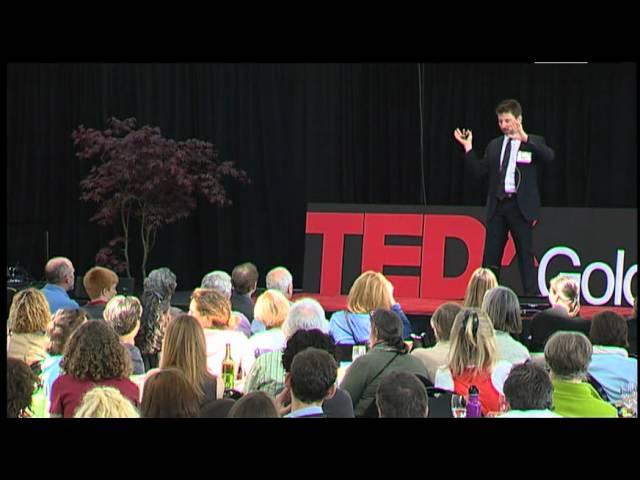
left=73, top=117, right=250, bottom=279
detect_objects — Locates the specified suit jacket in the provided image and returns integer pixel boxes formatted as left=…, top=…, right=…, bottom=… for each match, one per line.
left=465, top=134, right=555, bottom=222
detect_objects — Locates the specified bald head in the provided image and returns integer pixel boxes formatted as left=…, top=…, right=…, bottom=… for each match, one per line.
left=266, top=267, right=293, bottom=299
left=45, top=257, right=75, bottom=290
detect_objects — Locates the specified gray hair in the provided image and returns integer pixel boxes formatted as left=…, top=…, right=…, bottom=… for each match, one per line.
left=143, top=267, right=177, bottom=300
left=481, top=286, right=522, bottom=334
left=201, top=270, right=232, bottom=299
left=544, top=331, right=592, bottom=381
left=266, top=267, right=293, bottom=296
left=282, top=297, right=328, bottom=339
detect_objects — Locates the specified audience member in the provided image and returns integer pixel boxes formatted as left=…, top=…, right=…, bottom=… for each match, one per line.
left=7, top=358, right=40, bottom=418
left=482, top=286, right=530, bottom=364
left=7, top=288, right=51, bottom=368
left=201, top=270, right=251, bottom=336
left=463, top=267, right=497, bottom=308
left=231, top=262, right=259, bottom=322
left=82, top=266, right=119, bottom=320
left=248, top=289, right=289, bottom=357
left=227, top=391, right=279, bottom=418
left=40, top=257, right=79, bottom=312
left=103, top=295, right=145, bottom=375
left=73, top=386, right=140, bottom=418
left=140, top=368, right=200, bottom=418
left=376, top=371, right=428, bottom=418
left=499, top=361, right=561, bottom=417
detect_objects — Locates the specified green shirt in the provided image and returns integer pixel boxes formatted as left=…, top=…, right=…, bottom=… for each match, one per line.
left=552, top=379, right=618, bottom=418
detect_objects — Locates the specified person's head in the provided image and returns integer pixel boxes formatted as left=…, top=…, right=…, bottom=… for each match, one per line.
left=160, top=314, right=211, bottom=400
left=370, top=309, right=408, bottom=353
left=548, top=274, right=580, bottom=316
left=73, top=386, right=140, bottom=418
left=189, top=288, right=233, bottom=330
left=200, top=270, right=232, bottom=300
left=463, top=267, right=498, bottom=308
left=7, top=288, right=51, bottom=334
left=503, top=361, right=554, bottom=411
left=544, top=331, right=592, bottom=381
left=44, top=256, right=75, bottom=290
left=482, top=286, right=522, bottom=334
left=281, top=297, right=328, bottom=339
left=46, top=308, right=89, bottom=355
left=231, top=262, right=259, bottom=296
left=286, top=347, right=337, bottom=406
left=590, top=310, right=629, bottom=349
left=376, top=371, right=428, bottom=418
left=103, top=295, right=142, bottom=339
left=135, top=289, right=172, bottom=355
left=143, top=267, right=177, bottom=300
left=282, top=329, right=336, bottom=373
left=347, top=271, right=393, bottom=314
left=448, top=308, right=497, bottom=377
left=61, top=320, right=132, bottom=381
left=227, top=391, right=279, bottom=418
left=430, top=302, right=463, bottom=342
left=496, top=98, right=523, bottom=136
left=266, top=266, right=293, bottom=299
left=140, top=368, right=200, bottom=418
left=7, top=358, right=40, bottom=418
left=254, top=289, right=290, bottom=329
left=82, top=266, right=119, bottom=302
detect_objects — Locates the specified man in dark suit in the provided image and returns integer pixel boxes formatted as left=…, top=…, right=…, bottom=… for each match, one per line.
left=454, top=99, right=555, bottom=295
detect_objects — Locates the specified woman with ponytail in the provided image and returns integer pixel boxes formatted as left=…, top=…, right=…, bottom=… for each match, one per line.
left=434, top=308, right=512, bottom=415
left=340, top=309, right=427, bottom=417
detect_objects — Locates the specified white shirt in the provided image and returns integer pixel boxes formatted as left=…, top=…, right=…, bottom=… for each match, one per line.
left=498, top=409, right=562, bottom=418
left=500, top=137, right=521, bottom=194
left=203, top=328, right=255, bottom=378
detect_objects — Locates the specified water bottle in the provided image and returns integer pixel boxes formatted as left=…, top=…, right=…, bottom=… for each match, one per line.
left=466, top=385, right=482, bottom=418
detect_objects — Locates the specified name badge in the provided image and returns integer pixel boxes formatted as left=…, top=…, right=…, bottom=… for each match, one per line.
left=516, top=151, right=532, bottom=164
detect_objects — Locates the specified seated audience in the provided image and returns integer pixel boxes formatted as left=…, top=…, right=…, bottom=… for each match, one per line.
left=201, top=270, right=251, bottom=336
left=248, top=289, right=289, bottom=357
left=329, top=271, right=412, bottom=347
left=482, top=286, right=530, bottom=364
left=280, top=329, right=355, bottom=418
left=189, top=288, right=255, bottom=378
left=160, top=314, right=222, bottom=405
left=341, top=309, right=427, bottom=417
left=73, top=386, right=140, bottom=418
left=140, top=368, right=200, bottom=418
left=49, top=321, right=139, bottom=417
left=463, top=267, right=497, bottom=308
left=527, top=274, right=589, bottom=352
left=200, top=398, right=236, bottom=418
left=376, top=371, right=429, bottom=418
left=82, top=266, right=119, bottom=320
left=280, top=348, right=337, bottom=418
left=412, top=302, right=462, bottom=383
left=243, top=297, right=329, bottom=397
left=7, top=358, right=40, bottom=418
left=227, top=391, right=279, bottom=418
left=40, top=257, right=79, bottom=312
left=588, top=311, right=637, bottom=404
left=544, top=331, right=617, bottom=417
left=7, top=288, right=51, bottom=369
left=231, top=262, right=259, bottom=322
left=434, top=308, right=512, bottom=416
left=103, top=295, right=145, bottom=375
left=499, top=361, right=561, bottom=417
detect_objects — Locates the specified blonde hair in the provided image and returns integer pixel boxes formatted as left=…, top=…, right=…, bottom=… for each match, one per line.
left=8, top=288, right=51, bottom=334
left=160, top=314, right=213, bottom=400
left=190, top=288, right=233, bottom=329
left=463, top=268, right=498, bottom=308
left=254, top=289, right=290, bottom=328
left=447, top=308, right=497, bottom=377
left=346, top=271, right=393, bottom=314
left=73, top=386, right=139, bottom=418
left=549, top=275, right=580, bottom=316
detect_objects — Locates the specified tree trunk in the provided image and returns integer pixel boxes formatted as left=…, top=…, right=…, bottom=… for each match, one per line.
left=121, top=204, right=132, bottom=278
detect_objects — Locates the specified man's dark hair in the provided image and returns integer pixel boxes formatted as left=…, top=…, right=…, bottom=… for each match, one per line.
left=7, top=358, right=39, bottom=417
left=503, top=361, right=553, bottom=410
left=282, top=329, right=336, bottom=373
left=590, top=310, right=629, bottom=348
left=376, top=371, right=428, bottom=418
left=231, top=262, right=259, bottom=295
left=496, top=99, right=522, bottom=118
left=289, top=348, right=337, bottom=404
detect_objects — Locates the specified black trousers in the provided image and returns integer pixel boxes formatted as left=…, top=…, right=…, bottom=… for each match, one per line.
left=483, top=196, right=537, bottom=295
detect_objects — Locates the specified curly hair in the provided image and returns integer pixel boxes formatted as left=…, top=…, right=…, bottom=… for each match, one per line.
left=135, top=290, right=171, bottom=355
left=73, top=386, right=140, bottom=418
left=281, top=329, right=336, bottom=373
left=7, top=358, right=39, bottom=418
left=8, top=288, right=51, bottom=334
left=46, top=308, right=88, bottom=355
left=61, top=320, right=132, bottom=380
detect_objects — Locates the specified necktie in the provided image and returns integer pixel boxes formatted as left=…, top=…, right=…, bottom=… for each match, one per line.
left=497, top=139, right=511, bottom=200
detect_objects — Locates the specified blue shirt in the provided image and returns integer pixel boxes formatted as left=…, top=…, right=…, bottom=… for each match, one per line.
left=251, top=318, right=267, bottom=334
left=588, top=346, right=637, bottom=404
left=329, top=304, right=412, bottom=345
left=285, top=405, right=324, bottom=418
left=41, top=284, right=79, bottom=313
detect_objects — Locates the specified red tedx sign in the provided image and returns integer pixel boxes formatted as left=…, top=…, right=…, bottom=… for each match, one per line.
left=305, top=211, right=521, bottom=299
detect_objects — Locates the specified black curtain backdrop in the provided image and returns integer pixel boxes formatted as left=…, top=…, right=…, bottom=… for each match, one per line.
left=6, top=62, right=637, bottom=291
